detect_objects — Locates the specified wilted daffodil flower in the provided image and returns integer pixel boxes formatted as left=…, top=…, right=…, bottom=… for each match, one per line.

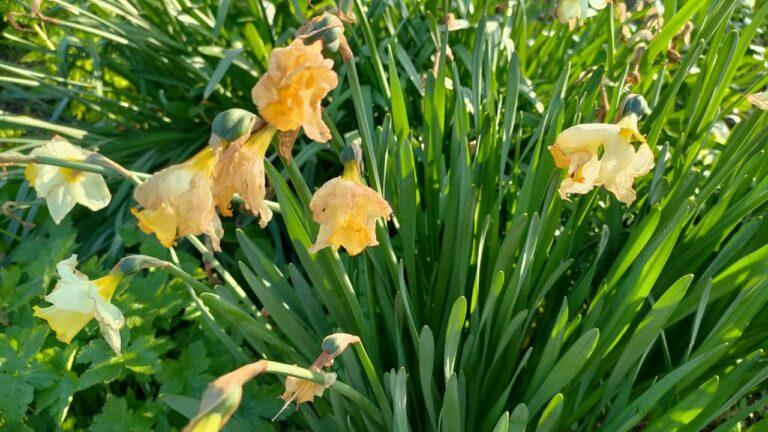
left=278, top=373, right=336, bottom=414
left=132, top=147, right=223, bottom=251
left=747, top=91, right=768, bottom=111
left=34, top=255, right=124, bottom=354
left=251, top=39, right=338, bottom=143
left=25, top=136, right=111, bottom=224
left=276, top=333, right=359, bottom=418
left=549, top=95, right=654, bottom=205
left=184, top=361, right=268, bottom=432
left=309, top=146, right=392, bottom=256
left=210, top=109, right=277, bottom=227
left=558, top=0, right=609, bottom=27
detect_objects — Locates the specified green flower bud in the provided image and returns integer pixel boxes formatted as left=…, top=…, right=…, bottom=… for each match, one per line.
left=211, top=109, right=257, bottom=146
left=339, top=143, right=361, bottom=165
left=297, top=13, right=345, bottom=53
left=321, top=333, right=360, bottom=360
left=622, top=94, right=651, bottom=118
left=114, top=255, right=165, bottom=275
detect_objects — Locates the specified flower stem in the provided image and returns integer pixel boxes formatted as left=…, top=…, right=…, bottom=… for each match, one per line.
left=340, top=40, right=383, bottom=193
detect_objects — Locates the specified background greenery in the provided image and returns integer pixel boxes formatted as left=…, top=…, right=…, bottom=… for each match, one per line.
left=2, top=0, right=768, bottom=431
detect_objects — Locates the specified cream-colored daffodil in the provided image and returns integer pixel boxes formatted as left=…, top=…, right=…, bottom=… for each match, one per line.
left=213, top=124, right=277, bottom=226
left=34, top=255, right=124, bottom=354
left=251, top=39, right=338, bottom=143
left=747, top=91, right=768, bottom=111
left=308, top=151, right=392, bottom=256
left=558, top=0, right=609, bottom=27
left=132, top=147, right=223, bottom=251
left=25, top=136, right=111, bottom=224
left=549, top=113, right=654, bottom=204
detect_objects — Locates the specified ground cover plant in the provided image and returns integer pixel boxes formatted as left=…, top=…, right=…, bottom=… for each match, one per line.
left=1, top=0, right=768, bottom=431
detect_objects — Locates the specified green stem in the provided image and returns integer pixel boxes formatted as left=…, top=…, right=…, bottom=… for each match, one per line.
left=354, top=343, right=393, bottom=423
left=186, top=235, right=253, bottom=307
left=167, top=249, right=249, bottom=363
left=342, top=47, right=382, bottom=193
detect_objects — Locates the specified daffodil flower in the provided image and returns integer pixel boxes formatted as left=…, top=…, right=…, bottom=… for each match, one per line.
left=34, top=255, right=124, bottom=354
left=557, top=0, right=609, bottom=28
left=747, top=91, right=768, bottom=111
left=278, top=373, right=336, bottom=412
left=24, top=136, right=111, bottom=224
left=213, top=124, right=277, bottom=226
left=308, top=148, right=392, bottom=256
left=275, top=333, right=357, bottom=419
left=251, top=39, right=338, bottom=143
left=549, top=113, right=654, bottom=204
left=132, top=147, right=223, bottom=251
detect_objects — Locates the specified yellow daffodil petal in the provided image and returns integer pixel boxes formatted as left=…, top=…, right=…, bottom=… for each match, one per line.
left=34, top=255, right=125, bottom=353
left=251, top=40, right=338, bottom=143
left=133, top=147, right=223, bottom=251
left=308, top=172, right=392, bottom=256
left=213, top=125, right=276, bottom=226
left=549, top=116, right=654, bottom=205
left=34, top=306, right=92, bottom=344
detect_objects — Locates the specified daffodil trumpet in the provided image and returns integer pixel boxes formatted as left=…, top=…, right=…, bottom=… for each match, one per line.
left=549, top=107, right=654, bottom=205
left=308, top=146, right=393, bottom=256
left=33, top=255, right=125, bottom=354
left=132, top=146, right=224, bottom=251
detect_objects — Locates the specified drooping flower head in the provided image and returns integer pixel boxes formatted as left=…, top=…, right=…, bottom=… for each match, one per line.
left=308, top=146, right=392, bottom=256
left=184, top=361, right=267, bottom=432
left=34, top=255, right=124, bottom=354
left=275, top=333, right=359, bottom=419
left=25, top=136, right=111, bottom=224
left=558, top=0, right=609, bottom=28
left=251, top=39, right=338, bottom=143
left=211, top=109, right=277, bottom=226
left=549, top=94, right=654, bottom=204
left=278, top=373, right=336, bottom=413
left=132, top=147, right=223, bottom=250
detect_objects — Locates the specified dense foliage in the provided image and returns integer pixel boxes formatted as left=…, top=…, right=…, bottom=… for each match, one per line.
left=2, top=0, right=768, bottom=431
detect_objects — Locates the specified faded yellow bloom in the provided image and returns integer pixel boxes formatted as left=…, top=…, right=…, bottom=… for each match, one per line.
left=184, top=361, right=267, bottom=432
left=747, top=91, right=768, bottom=111
left=25, top=137, right=111, bottom=224
left=279, top=373, right=336, bottom=409
left=132, top=147, right=223, bottom=250
left=549, top=114, right=654, bottom=204
left=274, top=332, right=359, bottom=419
left=308, top=161, right=392, bottom=256
left=34, top=255, right=124, bottom=354
left=558, top=0, right=609, bottom=28
left=251, top=39, right=338, bottom=143
left=213, top=125, right=277, bottom=226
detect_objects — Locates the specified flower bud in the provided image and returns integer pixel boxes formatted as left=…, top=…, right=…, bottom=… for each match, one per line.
left=296, top=13, right=345, bottom=53
left=210, top=109, right=259, bottom=149
left=114, top=255, right=166, bottom=275
left=339, top=143, right=361, bottom=165
left=322, top=333, right=361, bottom=361
left=621, top=94, right=651, bottom=118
